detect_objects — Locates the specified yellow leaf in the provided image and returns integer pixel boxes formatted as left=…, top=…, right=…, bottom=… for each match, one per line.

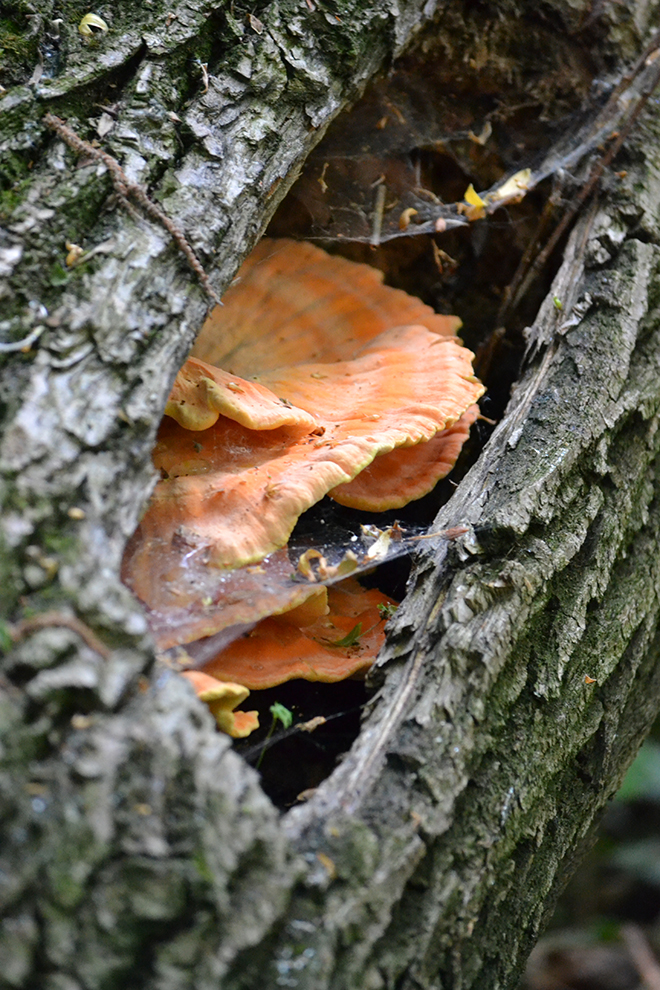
left=78, top=13, right=109, bottom=36
left=464, top=184, right=486, bottom=208
left=459, top=184, right=486, bottom=220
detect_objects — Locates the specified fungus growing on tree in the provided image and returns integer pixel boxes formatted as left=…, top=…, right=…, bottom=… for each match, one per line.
left=201, top=579, right=397, bottom=690
left=192, top=237, right=463, bottom=374
left=122, top=546, right=325, bottom=651
left=330, top=403, right=481, bottom=510
left=180, top=670, right=260, bottom=738
left=122, top=238, right=485, bottom=699
left=165, top=357, right=317, bottom=433
left=125, top=323, right=483, bottom=589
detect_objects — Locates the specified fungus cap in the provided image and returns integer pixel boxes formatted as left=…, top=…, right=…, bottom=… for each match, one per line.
left=192, top=237, right=463, bottom=374
left=126, top=323, right=483, bottom=577
left=201, top=578, right=397, bottom=690
left=165, top=357, right=317, bottom=433
left=330, top=403, right=481, bottom=510
left=122, top=545, right=327, bottom=651
left=180, top=669, right=259, bottom=738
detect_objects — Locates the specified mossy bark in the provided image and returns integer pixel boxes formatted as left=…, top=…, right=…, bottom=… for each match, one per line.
left=2, top=1, right=660, bottom=988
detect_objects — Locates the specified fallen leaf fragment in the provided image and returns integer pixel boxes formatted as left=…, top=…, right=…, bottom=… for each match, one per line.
left=328, top=622, right=362, bottom=647
left=296, top=788, right=318, bottom=802
left=362, top=529, right=392, bottom=564
left=181, top=669, right=259, bottom=738
left=399, top=207, right=419, bottom=230
left=296, top=549, right=325, bottom=581
left=298, top=716, right=327, bottom=733
left=484, top=168, right=533, bottom=206
left=459, top=183, right=487, bottom=221
left=296, top=548, right=359, bottom=582
left=65, top=241, right=84, bottom=267
left=316, top=852, right=336, bottom=878
left=79, top=12, right=109, bottom=35
left=468, top=121, right=492, bottom=145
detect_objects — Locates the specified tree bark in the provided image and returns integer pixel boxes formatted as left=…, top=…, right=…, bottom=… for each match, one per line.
left=2, top=1, right=660, bottom=989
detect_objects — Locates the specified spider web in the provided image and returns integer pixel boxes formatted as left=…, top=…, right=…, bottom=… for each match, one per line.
left=283, top=52, right=659, bottom=244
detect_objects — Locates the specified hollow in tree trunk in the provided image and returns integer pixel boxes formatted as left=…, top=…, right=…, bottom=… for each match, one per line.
left=2, top=1, right=660, bottom=987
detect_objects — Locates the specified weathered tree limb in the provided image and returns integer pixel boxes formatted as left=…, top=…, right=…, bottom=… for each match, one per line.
left=2, top=0, right=660, bottom=988
left=278, top=213, right=660, bottom=988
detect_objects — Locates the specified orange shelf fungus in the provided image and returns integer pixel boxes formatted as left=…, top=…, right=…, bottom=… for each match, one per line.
left=330, top=403, right=481, bottom=510
left=165, top=357, right=317, bottom=433
left=201, top=579, right=397, bottom=690
left=180, top=670, right=259, bottom=738
left=192, top=238, right=463, bottom=374
left=273, top=587, right=329, bottom=626
left=122, top=546, right=327, bottom=651
left=126, top=323, right=483, bottom=587
left=122, top=238, right=485, bottom=684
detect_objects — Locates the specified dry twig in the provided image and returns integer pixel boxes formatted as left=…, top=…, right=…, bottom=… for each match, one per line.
left=44, top=113, right=221, bottom=305
left=499, top=31, right=660, bottom=322
left=9, top=611, right=112, bottom=661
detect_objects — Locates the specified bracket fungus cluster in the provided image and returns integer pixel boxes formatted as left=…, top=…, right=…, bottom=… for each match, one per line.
left=123, top=239, right=484, bottom=737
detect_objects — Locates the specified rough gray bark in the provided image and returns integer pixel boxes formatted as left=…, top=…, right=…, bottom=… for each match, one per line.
left=2, top=1, right=660, bottom=989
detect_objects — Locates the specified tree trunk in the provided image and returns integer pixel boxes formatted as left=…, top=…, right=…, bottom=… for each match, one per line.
left=2, top=1, right=660, bottom=988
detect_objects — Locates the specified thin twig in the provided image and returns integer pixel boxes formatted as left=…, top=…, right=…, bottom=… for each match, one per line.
left=9, top=611, right=112, bottom=661
left=241, top=706, right=362, bottom=763
left=43, top=113, right=220, bottom=305
left=370, top=183, right=387, bottom=247
left=0, top=325, right=46, bottom=353
left=503, top=50, right=660, bottom=318
left=497, top=178, right=563, bottom=324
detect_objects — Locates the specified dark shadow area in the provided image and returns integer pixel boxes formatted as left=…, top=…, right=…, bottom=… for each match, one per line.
left=234, top=678, right=367, bottom=808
